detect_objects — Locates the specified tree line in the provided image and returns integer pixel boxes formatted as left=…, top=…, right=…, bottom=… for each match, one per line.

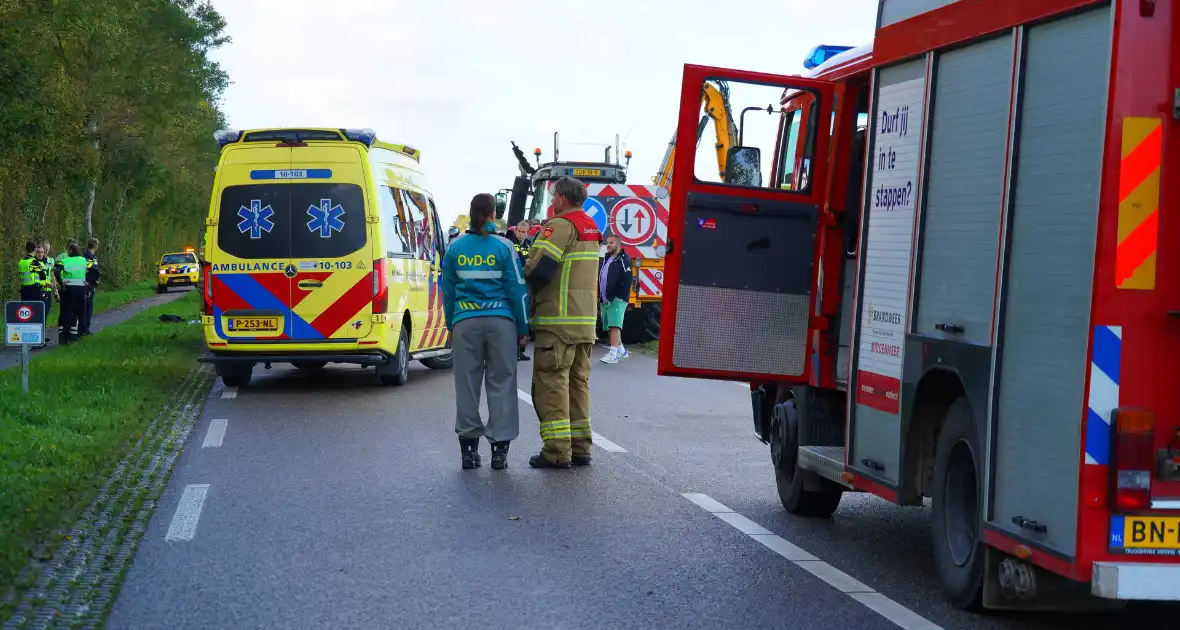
left=0, top=0, right=228, bottom=291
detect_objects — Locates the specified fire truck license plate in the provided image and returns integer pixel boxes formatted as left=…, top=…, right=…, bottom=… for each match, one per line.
left=1109, top=516, right=1180, bottom=555
left=228, top=317, right=278, bottom=332
left=572, top=168, right=602, bottom=177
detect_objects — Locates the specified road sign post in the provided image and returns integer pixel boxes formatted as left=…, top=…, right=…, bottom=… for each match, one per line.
left=5, top=300, right=46, bottom=394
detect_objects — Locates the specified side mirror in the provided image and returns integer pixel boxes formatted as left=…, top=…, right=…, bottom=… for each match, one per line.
left=724, top=146, right=762, bottom=187
left=494, top=192, right=508, bottom=218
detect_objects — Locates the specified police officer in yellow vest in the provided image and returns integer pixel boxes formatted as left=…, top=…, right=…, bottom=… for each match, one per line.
left=18, top=240, right=45, bottom=302
left=53, top=240, right=94, bottom=344
left=523, top=177, right=602, bottom=468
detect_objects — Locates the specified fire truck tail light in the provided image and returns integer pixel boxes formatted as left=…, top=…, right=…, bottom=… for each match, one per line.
left=1112, top=408, right=1154, bottom=512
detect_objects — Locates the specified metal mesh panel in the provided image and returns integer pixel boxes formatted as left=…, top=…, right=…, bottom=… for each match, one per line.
left=672, top=285, right=810, bottom=376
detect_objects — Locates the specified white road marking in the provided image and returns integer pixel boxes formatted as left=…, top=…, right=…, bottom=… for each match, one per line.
left=220, top=386, right=237, bottom=399
left=516, top=389, right=628, bottom=453
left=165, top=484, right=210, bottom=542
left=589, top=432, right=627, bottom=453
left=681, top=493, right=944, bottom=630
left=202, top=418, right=228, bottom=448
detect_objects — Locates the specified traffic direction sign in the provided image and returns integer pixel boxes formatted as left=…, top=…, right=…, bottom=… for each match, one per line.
left=608, top=198, right=657, bottom=245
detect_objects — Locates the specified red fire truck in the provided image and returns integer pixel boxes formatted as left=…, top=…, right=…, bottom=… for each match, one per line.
left=657, top=0, right=1178, bottom=611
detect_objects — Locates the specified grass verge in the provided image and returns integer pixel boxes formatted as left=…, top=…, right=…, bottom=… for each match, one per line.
left=0, top=291, right=203, bottom=590
left=634, top=339, right=659, bottom=356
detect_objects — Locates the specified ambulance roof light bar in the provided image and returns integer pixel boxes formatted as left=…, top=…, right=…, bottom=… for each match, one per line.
left=213, top=129, right=241, bottom=147
left=803, top=44, right=855, bottom=70
left=341, top=128, right=378, bottom=146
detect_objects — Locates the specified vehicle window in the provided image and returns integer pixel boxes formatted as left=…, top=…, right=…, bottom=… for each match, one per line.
left=528, top=181, right=553, bottom=223
left=289, top=183, right=367, bottom=259
left=217, top=184, right=290, bottom=260
left=427, top=198, right=446, bottom=255
left=161, top=254, right=197, bottom=265
left=693, top=79, right=819, bottom=194
left=401, top=190, right=432, bottom=261
left=380, top=186, right=414, bottom=257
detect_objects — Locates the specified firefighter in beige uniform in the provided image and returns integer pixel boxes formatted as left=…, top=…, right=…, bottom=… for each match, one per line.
left=524, top=177, right=602, bottom=468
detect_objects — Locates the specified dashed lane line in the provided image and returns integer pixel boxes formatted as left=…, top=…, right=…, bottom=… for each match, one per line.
left=680, top=493, right=943, bottom=630
left=220, top=386, right=238, bottom=399
left=202, top=418, right=228, bottom=448
left=165, top=484, right=210, bottom=542
left=516, top=389, right=627, bottom=453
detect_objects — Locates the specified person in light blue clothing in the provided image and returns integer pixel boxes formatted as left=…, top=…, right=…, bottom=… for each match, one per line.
left=442, top=193, right=530, bottom=471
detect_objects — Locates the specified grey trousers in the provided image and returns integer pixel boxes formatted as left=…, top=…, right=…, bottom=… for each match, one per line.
left=453, top=316, right=520, bottom=443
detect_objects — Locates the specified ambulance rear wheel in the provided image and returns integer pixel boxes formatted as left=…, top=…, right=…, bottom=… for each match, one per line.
left=932, top=397, right=985, bottom=610
left=771, top=398, right=842, bottom=517
left=378, top=324, right=410, bottom=386
left=621, top=307, right=654, bottom=345
left=421, top=352, right=453, bottom=370
left=217, top=364, right=252, bottom=388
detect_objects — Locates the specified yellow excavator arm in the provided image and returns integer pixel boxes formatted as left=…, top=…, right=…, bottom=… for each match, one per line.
left=653, top=81, right=739, bottom=190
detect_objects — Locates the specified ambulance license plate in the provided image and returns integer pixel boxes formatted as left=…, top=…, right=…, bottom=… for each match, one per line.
left=572, top=168, right=602, bottom=177
left=1109, top=515, right=1180, bottom=555
left=228, top=317, right=278, bottom=332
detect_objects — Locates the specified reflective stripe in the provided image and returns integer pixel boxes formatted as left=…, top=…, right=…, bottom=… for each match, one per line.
left=557, top=252, right=598, bottom=315
left=457, top=270, right=502, bottom=279
left=458, top=300, right=504, bottom=310
left=63, top=279, right=86, bottom=286
left=533, top=316, right=596, bottom=325
left=539, top=418, right=572, bottom=441
left=569, top=419, right=592, bottom=439
left=531, top=239, right=563, bottom=259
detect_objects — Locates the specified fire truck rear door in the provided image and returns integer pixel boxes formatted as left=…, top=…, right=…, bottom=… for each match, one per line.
left=657, top=65, right=835, bottom=383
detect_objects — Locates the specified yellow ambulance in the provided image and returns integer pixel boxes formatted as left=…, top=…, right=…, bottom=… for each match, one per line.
left=197, top=128, right=452, bottom=387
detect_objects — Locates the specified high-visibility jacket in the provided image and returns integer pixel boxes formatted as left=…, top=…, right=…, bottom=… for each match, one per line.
left=524, top=209, right=602, bottom=344
left=441, top=229, right=530, bottom=337
left=18, top=256, right=38, bottom=287
left=56, top=254, right=93, bottom=286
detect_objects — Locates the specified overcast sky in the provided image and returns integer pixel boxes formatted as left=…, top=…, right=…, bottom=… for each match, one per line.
left=208, top=0, right=877, bottom=226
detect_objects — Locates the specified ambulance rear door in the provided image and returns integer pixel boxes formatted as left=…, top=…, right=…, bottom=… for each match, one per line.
left=657, top=65, right=836, bottom=384
left=283, top=145, right=374, bottom=341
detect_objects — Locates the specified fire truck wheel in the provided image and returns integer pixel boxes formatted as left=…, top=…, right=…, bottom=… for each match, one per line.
left=771, top=399, right=843, bottom=517
left=931, top=396, right=984, bottom=610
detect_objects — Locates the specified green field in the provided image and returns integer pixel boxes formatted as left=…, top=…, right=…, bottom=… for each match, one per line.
left=0, top=291, right=203, bottom=589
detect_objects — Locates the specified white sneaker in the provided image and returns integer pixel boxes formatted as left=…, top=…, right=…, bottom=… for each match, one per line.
left=599, top=348, right=619, bottom=364
left=616, top=347, right=630, bottom=360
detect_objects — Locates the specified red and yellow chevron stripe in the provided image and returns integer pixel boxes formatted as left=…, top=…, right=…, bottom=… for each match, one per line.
left=1116, top=117, right=1163, bottom=290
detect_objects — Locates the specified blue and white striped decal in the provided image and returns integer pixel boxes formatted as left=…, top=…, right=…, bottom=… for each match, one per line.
left=1085, top=325, right=1121, bottom=465
left=250, top=169, right=332, bottom=180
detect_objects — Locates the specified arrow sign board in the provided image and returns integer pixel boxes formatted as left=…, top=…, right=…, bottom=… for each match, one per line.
left=608, top=198, right=657, bottom=246
left=582, top=197, right=608, bottom=234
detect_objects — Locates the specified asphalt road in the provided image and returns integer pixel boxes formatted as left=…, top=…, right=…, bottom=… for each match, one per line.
left=108, top=344, right=1179, bottom=629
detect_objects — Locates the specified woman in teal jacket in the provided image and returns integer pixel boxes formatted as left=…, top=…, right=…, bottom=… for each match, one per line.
left=441, top=193, right=530, bottom=470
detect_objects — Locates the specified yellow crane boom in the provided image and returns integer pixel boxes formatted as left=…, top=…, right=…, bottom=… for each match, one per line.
left=653, top=81, right=738, bottom=189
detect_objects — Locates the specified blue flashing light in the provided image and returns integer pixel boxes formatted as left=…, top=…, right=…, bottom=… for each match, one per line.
left=213, top=129, right=241, bottom=147
left=341, top=128, right=377, bottom=146
left=803, top=45, right=855, bottom=70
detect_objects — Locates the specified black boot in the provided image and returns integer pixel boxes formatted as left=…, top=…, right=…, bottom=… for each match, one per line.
left=459, top=437, right=481, bottom=470
left=528, top=453, right=571, bottom=469
left=490, top=441, right=510, bottom=470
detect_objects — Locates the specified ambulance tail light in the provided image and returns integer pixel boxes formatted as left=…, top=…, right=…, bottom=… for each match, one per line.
left=202, top=263, right=213, bottom=316
left=372, top=259, right=389, bottom=313
left=1111, top=408, right=1155, bottom=512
